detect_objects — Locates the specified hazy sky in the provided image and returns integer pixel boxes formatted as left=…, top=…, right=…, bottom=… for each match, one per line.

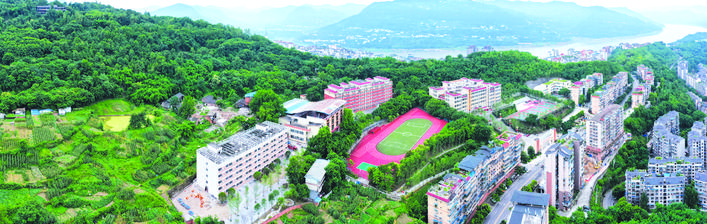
left=63, top=0, right=707, bottom=10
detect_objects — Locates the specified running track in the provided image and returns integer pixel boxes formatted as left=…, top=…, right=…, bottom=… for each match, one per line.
left=348, top=108, right=447, bottom=179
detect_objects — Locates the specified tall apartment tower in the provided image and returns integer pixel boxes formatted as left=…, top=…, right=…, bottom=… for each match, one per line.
left=324, top=76, right=393, bottom=113
left=586, top=104, right=624, bottom=160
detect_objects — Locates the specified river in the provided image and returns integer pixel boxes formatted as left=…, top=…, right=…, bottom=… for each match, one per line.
left=368, top=24, right=707, bottom=59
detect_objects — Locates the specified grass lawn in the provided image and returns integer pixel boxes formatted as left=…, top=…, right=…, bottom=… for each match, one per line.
left=100, top=116, right=131, bottom=132
left=84, top=99, right=143, bottom=115
left=376, top=118, right=432, bottom=156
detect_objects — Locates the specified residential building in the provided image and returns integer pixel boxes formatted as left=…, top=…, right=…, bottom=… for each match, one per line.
left=305, top=159, right=330, bottom=201
left=590, top=72, right=628, bottom=114
left=631, top=84, right=651, bottom=109
left=654, top=111, right=680, bottom=135
left=694, top=172, right=707, bottom=210
left=544, top=143, right=579, bottom=211
left=507, top=191, right=550, bottom=224
left=637, top=64, right=653, bottom=80
left=652, top=126, right=686, bottom=158
left=689, top=92, right=703, bottom=109
left=648, top=157, right=704, bottom=181
left=36, top=5, right=66, bottom=15
left=13, top=108, right=25, bottom=116
left=196, top=121, right=287, bottom=196
left=427, top=132, right=522, bottom=224
left=279, top=98, right=346, bottom=146
left=689, top=121, right=707, bottom=170
left=324, top=76, right=393, bottom=113
left=625, top=170, right=687, bottom=210
left=160, top=93, right=185, bottom=110
left=533, top=78, right=571, bottom=95
left=428, top=78, right=502, bottom=112
left=570, top=84, right=582, bottom=105
left=651, top=111, right=684, bottom=158
left=568, top=73, right=604, bottom=105
left=467, top=45, right=479, bottom=55
left=586, top=104, right=624, bottom=160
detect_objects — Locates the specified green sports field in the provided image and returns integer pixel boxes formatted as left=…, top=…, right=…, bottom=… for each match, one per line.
left=376, top=118, right=433, bottom=156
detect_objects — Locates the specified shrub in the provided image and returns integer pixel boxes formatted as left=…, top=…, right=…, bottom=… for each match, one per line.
left=117, top=188, right=136, bottom=200
left=302, top=203, right=320, bottom=216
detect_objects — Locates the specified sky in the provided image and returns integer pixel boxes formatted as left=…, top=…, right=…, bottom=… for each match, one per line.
left=62, top=0, right=707, bottom=10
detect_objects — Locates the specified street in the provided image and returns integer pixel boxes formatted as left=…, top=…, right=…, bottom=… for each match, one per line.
left=483, top=156, right=545, bottom=224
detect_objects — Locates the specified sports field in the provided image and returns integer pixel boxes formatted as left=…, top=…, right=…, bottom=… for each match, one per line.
left=376, top=119, right=432, bottom=155
left=348, top=108, right=447, bottom=179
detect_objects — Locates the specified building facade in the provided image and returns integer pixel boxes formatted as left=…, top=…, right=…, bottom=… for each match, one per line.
left=429, top=78, right=502, bottom=113
left=544, top=144, right=577, bottom=211
left=590, top=72, right=628, bottom=114
left=688, top=122, right=707, bottom=168
left=533, top=78, right=571, bottom=95
left=631, top=84, right=651, bottom=109
left=279, top=98, right=346, bottom=145
left=305, top=159, right=330, bottom=195
left=625, top=170, right=687, bottom=210
left=647, top=157, right=704, bottom=181
left=695, top=172, right=707, bottom=210
left=324, top=76, right=393, bottom=113
left=196, top=122, right=287, bottom=195
left=651, top=111, right=684, bottom=158
left=427, top=132, right=522, bottom=224
left=586, top=104, right=624, bottom=161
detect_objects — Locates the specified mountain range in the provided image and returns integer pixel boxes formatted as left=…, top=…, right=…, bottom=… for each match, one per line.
left=304, top=0, right=663, bottom=48
left=152, top=0, right=666, bottom=49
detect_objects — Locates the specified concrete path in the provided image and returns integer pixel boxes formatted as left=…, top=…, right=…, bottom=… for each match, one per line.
left=260, top=203, right=309, bottom=224
left=603, top=188, right=616, bottom=209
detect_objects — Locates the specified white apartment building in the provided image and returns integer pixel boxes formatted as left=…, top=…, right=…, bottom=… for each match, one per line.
left=533, top=78, right=571, bottom=95
left=586, top=104, right=624, bottom=161
left=196, top=121, right=288, bottom=196
left=625, top=170, right=687, bottom=210
left=429, top=78, right=502, bottom=113
left=544, top=144, right=578, bottom=211
left=695, top=172, right=707, bottom=210
left=648, top=157, right=704, bottom=181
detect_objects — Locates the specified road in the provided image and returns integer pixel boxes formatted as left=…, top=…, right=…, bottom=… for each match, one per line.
left=484, top=158, right=545, bottom=224
left=603, top=188, right=616, bottom=209
left=558, top=133, right=626, bottom=216
left=619, top=74, right=639, bottom=107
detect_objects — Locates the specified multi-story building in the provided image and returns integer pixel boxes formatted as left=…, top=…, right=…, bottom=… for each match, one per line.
left=586, top=104, right=624, bottom=160
left=654, top=111, right=680, bottom=135
left=196, top=121, right=287, bottom=195
left=637, top=64, right=653, bottom=80
left=689, top=122, right=707, bottom=170
left=533, top=78, right=572, bottom=95
left=678, top=60, right=689, bottom=80
left=279, top=98, right=346, bottom=145
left=507, top=191, right=550, bottom=224
left=427, top=132, right=522, bottom=224
left=631, top=84, right=651, bottom=109
left=694, top=172, right=707, bottom=210
left=305, top=159, right=330, bottom=199
left=625, top=170, right=687, bottom=210
left=688, top=92, right=703, bottom=109
left=652, top=127, right=686, bottom=158
left=648, top=157, right=704, bottom=181
left=568, top=73, right=604, bottom=105
left=324, top=76, right=393, bottom=113
left=429, top=78, right=502, bottom=113
left=590, top=72, right=628, bottom=114
left=544, top=143, right=579, bottom=211
left=650, top=111, right=684, bottom=158
left=570, top=84, right=582, bottom=105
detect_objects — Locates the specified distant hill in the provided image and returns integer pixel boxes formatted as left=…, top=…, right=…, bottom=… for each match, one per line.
left=304, top=0, right=663, bottom=49
left=608, top=7, right=656, bottom=24
left=636, top=6, right=707, bottom=28
left=152, top=4, right=366, bottom=40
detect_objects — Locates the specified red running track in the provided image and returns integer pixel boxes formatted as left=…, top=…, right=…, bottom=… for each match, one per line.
left=348, top=108, right=447, bottom=179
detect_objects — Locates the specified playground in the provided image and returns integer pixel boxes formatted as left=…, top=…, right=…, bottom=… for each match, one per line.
left=348, top=108, right=446, bottom=179
left=505, top=97, right=560, bottom=120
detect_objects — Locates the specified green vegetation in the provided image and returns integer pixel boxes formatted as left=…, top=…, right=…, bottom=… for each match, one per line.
left=376, top=118, right=432, bottom=156
left=101, top=116, right=130, bottom=131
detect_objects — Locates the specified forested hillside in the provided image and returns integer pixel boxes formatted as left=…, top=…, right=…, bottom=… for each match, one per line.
left=0, top=0, right=626, bottom=114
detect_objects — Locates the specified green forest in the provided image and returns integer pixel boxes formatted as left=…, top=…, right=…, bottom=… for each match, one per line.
left=2, top=0, right=707, bottom=223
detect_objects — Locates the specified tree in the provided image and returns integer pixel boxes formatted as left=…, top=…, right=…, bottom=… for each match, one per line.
left=129, top=112, right=150, bottom=129
left=178, top=96, right=196, bottom=119
left=13, top=201, right=58, bottom=224
left=339, top=108, right=360, bottom=136
left=194, top=216, right=223, bottom=224
left=167, top=95, right=180, bottom=113
left=277, top=197, right=285, bottom=207
left=227, top=187, right=236, bottom=198
left=639, top=192, right=649, bottom=211
left=176, top=121, right=196, bottom=139
left=218, top=192, right=227, bottom=204
left=249, top=89, right=285, bottom=122
left=525, top=114, right=538, bottom=125
left=558, top=88, right=571, bottom=97
left=521, top=151, right=529, bottom=164
left=527, top=146, right=536, bottom=159
left=254, top=171, right=263, bottom=181
left=685, top=182, right=699, bottom=209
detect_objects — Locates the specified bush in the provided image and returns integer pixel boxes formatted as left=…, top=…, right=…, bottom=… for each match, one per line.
left=63, top=195, right=87, bottom=208
left=302, top=203, right=320, bottom=216
left=117, top=188, right=136, bottom=200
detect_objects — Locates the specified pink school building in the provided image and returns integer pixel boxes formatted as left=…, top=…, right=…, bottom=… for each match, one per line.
left=324, top=76, right=393, bottom=113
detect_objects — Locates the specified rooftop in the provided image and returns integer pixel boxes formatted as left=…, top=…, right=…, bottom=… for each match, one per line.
left=283, top=98, right=346, bottom=116
left=197, top=121, right=286, bottom=164
left=305, top=159, right=330, bottom=184
left=589, top=104, right=621, bottom=122
left=509, top=205, right=545, bottom=224
left=511, top=191, right=550, bottom=207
